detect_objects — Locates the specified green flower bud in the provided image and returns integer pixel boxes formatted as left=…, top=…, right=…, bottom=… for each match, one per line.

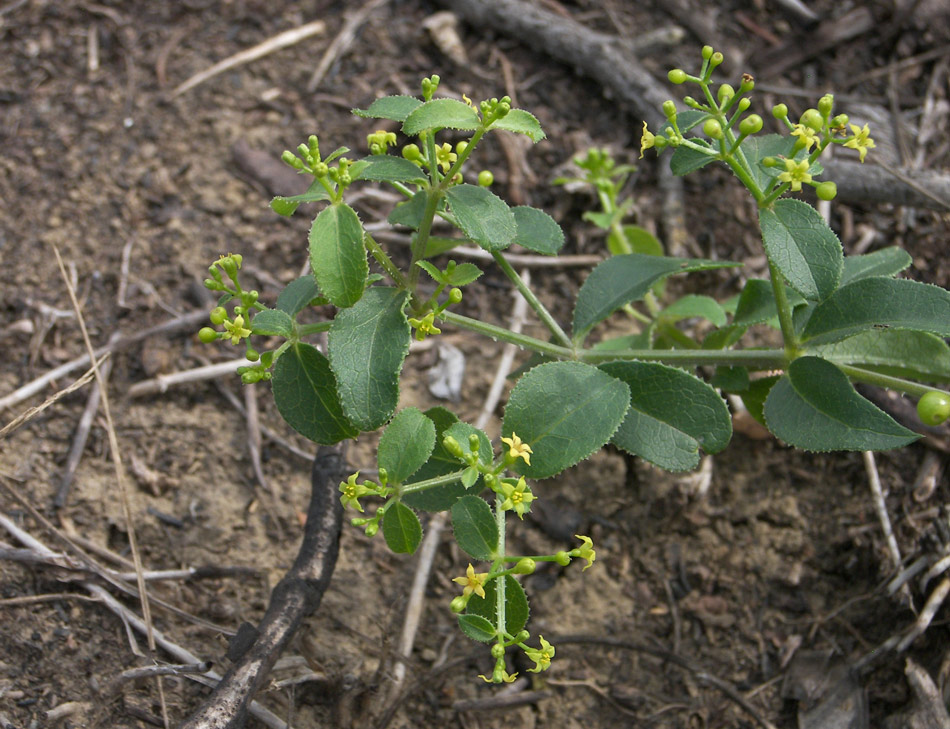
left=245, top=348, right=260, bottom=362
left=365, top=522, right=379, bottom=537
left=710, top=51, right=724, bottom=68
left=477, top=170, right=494, bottom=187
left=818, top=94, right=834, bottom=117
left=241, top=370, right=261, bottom=384
left=800, top=108, right=823, bottom=132
left=737, top=97, right=751, bottom=112
left=703, top=118, right=724, bottom=139
left=831, top=113, right=849, bottom=129
left=554, top=551, right=571, bottom=566
left=203, top=278, right=222, bottom=291
left=739, top=114, right=763, bottom=136
left=313, top=161, right=329, bottom=177
left=513, top=558, right=536, bottom=575
left=297, top=143, right=309, bottom=158
left=490, top=643, right=505, bottom=658
left=668, top=68, right=687, bottom=84
left=772, top=103, right=788, bottom=120
left=448, top=287, right=463, bottom=304
left=281, top=150, right=302, bottom=169
left=402, top=143, right=422, bottom=161
left=455, top=140, right=468, bottom=155
left=443, top=435, right=464, bottom=458
left=683, top=96, right=700, bottom=109
left=815, top=181, right=837, bottom=201
left=662, top=100, right=677, bottom=120
left=450, top=596, right=467, bottom=614
left=702, top=45, right=714, bottom=60
left=468, top=433, right=480, bottom=452
left=219, top=256, right=237, bottom=277
left=717, top=84, right=735, bottom=104
left=761, top=156, right=780, bottom=168
left=198, top=327, right=218, bottom=344
left=209, top=307, right=227, bottom=325
left=515, top=630, right=530, bottom=643
left=654, top=136, right=668, bottom=150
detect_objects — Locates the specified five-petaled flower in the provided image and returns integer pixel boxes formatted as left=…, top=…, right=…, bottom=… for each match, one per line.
left=435, top=142, right=458, bottom=173
left=407, top=311, right=442, bottom=341
left=639, top=121, right=655, bottom=159
left=525, top=635, right=555, bottom=673
left=844, top=123, right=875, bottom=163
left=339, top=472, right=373, bottom=512
left=479, top=669, right=518, bottom=683
left=223, top=315, right=251, bottom=345
left=573, top=534, right=596, bottom=571
left=452, top=563, right=488, bottom=599
left=790, top=123, right=820, bottom=152
left=499, top=476, right=536, bottom=520
left=777, top=158, right=812, bottom=192
left=501, top=433, right=532, bottom=466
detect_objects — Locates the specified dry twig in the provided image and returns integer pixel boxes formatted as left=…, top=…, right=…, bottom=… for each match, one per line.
left=305, top=0, right=390, bottom=92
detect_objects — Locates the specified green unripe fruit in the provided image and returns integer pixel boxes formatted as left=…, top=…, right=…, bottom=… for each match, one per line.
left=702, top=45, right=714, bottom=60
left=917, top=391, right=950, bottom=426
left=455, top=141, right=468, bottom=155
left=209, top=307, right=227, bottom=325
left=717, top=84, right=735, bottom=103
left=772, top=103, right=788, bottom=120
left=219, top=257, right=237, bottom=276
left=240, top=370, right=261, bottom=385
left=815, top=181, right=837, bottom=201
left=312, top=161, right=329, bottom=177
left=800, top=108, right=823, bottom=132
left=448, top=287, right=463, bottom=304
left=513, top=558, right=537, bottom=575
left=662, top=100, right=677, bottom=120
left=364, top=522, right=379, bottom=537
left=761, top=156, right=780, bottom=168
left=710, top=51, right=724, bottom=67
left=654, top=136, right=668, bottom=150
left=831, top=113, right=849, bottom=128
left=402, top=143, right=421, bottom=161
left=245, top=348, right=260, bottom=362
left=554, top=551, right=571, bottom=566
left=668, top=68, right=687, bottom=84
left=477, top=170, right=494, bottom=187
left=703, top=118, right=724, bottom=139
left=818, top=94, right=834, bottom=117
left=491, top=643, right=505, bottom=658
left=450, top=596, right=467, bottom=614
left=739, top=114, right=763, bottom=136
left=737, top=98, right=751, bottom=112
left=198, top=327, right=218, bottom=344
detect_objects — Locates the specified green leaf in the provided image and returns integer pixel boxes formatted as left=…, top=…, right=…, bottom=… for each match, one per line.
left=800, top=277, right=950, bottom=345
left=502, top=361, right=630, bottom=479
left=670, top=140, right=715, bottom=176
left=711, top=366, right=750, bottom=393
left=415, top=260, right=445, bottom=284
left=403, top=98, right=480, bottom=135
left=271, top=343, right=358, bottom=444
left=382, top=501, right=423, bottom=554
left=759, top=199, right=843, bottom=302
left=352, top=95, right=422, bottom=122
left=377, top=408, right=436, bottom=484
left=466, top=575, right=529, bottom=638
left=445, top=262, right=483, bottom=286
left=423, top=236, right=463, bottom=257
left=809, top=329, right=950, bottom=384
left=353, top=155, right=427, bottom=184
left=593, top=331, right=653, bottom=352
left=512, top=206, right=564, bottom=255
left=250, top=308, right=294, bottom=338
left=659, top=295, right=727, bottom=327
left=583, top=210, right=617, bottom=230
left=600, top=361, right=732, bottom=472
left=444, top=423, right=492, bottom=465
left=608, top=225, right=663, bottom=257
left=458, top=614, right=497, bottom=643
left=270, top=179, right=330, bottom=216
left=733, top=278, right=806, bottom=327
left=841, top=247, right=912, bottom=286
left=404, top=408, right=469, bottom=512
left=323, top=146, right=350, bottom=165
left=451, top=495, right=498, bottom=560
left=276, top=276, right=322, bottom=315
left=389, top=190, right=428, bottom=229
left=702, top=324, right=748, bottom=350
left=490, top=108, right=546, bottom=142
left=572, top=254, right=740, bottom=339
left=445, top=184, right=516, bottom=252
left=740, top=134, right=797, bottom=192
left=328, top=287, right=410, bottom=431
left=309, top=202, right=368, bottom=308
left=763, top=356, right=918, bottom=451
left=740, top=375, right=780, bottom=426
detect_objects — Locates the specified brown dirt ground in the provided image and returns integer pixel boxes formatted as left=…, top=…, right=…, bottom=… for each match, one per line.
left=1, top=1, right=949, bottom=728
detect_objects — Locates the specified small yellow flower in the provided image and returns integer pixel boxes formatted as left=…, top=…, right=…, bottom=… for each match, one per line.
left=339, top=472, right=372, bottom=512
left=479, top=669, right=518, bottom=683
left=501, top=433, right=532, bottom=466
left=777, top=158, right=812, bottom=192
left=573, top=534, right=596, bottom=571
left=525, top=635, right=555, bottom=673
left=844, top=123, right=875, bottom=163
left=367, top=129, right=397, bottom=155
left=639, top=121, right=655, bottom=159
left=223, top=315, right=251, bottom=345
left=452, top=564, right=488, bottom=599
left=790, top=123, right=820, bottom=152
left=435, top=142, right=457, bottom=172
left=500, top=476, right=536, bottom=520
left=407, top=311, right=441, bottom=341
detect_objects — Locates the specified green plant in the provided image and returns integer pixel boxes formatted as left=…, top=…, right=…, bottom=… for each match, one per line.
left=199, top=52, right=950, bottom=682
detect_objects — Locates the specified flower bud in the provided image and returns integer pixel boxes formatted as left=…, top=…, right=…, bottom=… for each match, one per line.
left=818, top=94, right=834, bottom=117
left=209, top=307, right=227, bottom=325
left=662, top=100, right=677, bottom=121
left=450, top=596, right=467, bottom=613
left=477, top=170, right=494, bottom=187
left=831, top=113, right=849, bottom=129
left=513, top=558, right=536, bottom=575
left=737, top=98, right=751, bottom=112
left=402, top=143, right=422, bottom=161
left=198, top=327, right=218, bottom=344
left=365, top=522, right=379, bottom=537
left=668, top=69, right=687, bottom=84
left=800, top=108, right=823, bottom=132
left=772, top=103, right=788, bottom=120
left=245, top=348, right=260, bottom=362
left=443, top=435, right=464, bottom=458
left=703, top=118, right=724, bottom=139
left=739, top=114, right=763, bottom=136
left=468, top=432, right=480, bottom=452
left=448, top=287, right=463, bottom=304
left=702, top=45, right=714, bottom=60
left=312, top=161, right=329, bottom=177
left=717, top=84, right=735, bottom=104
left=554, top=551, right=571, bottom=566
left=710, top=51, right=724, bottom=68
left=491, top=643, right=505, bottom=658
left=815, top=181, right=837, bottom=201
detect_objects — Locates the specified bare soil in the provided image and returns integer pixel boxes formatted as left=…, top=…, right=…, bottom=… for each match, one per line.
left=1, top=1, right=949, bottom=728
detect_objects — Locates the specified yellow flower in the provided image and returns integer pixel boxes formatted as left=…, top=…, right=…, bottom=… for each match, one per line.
left=524, top=635, right=555, bottom=673
left=499, top=476, right=536, bottom=520
left=639, top=121, right=655, bottom=159
left=367, top=129, right=397, bottom=155
left=790, top=123, right=820, bottom=152
left=435, top=142, right=457, bottom=173
left=501, top=433, right=532, bottom=466
left=777, top=158, right=812, bottom=192
left=573, top=534, right=596, bottom=571
left=339, top=472, right=372, bottom=512
left=407, top=311, right=441, bottom=341
left=479, top=669, right=518, bottom=683
left=223, top=315, right=251, bottom=345
left=844, top=123, right=875, bottom=163
left=452, top=564, right=488, bottom=599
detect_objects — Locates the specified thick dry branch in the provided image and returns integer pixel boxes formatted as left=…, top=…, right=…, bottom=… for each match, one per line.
left=179, top=447, right=344, bottom=729
left=438, top=0, right=950, bottom=211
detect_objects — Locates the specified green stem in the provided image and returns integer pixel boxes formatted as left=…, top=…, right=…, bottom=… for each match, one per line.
left=491, top=251, right=573, bottom=348
left=767, top=260, right=801, bottom=356
left=364, top=234, right=409, bottom=289
left=838, top=364, right=941, bottom=399
left=297, top=321, right=332, bottom=337
left=399, top=468, right=466, bottom=495
left=494, top=493, right=507, bottom=640
left=441, top=310, right=574, bottom=359
left=407, top=188, right=443, bottom=294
